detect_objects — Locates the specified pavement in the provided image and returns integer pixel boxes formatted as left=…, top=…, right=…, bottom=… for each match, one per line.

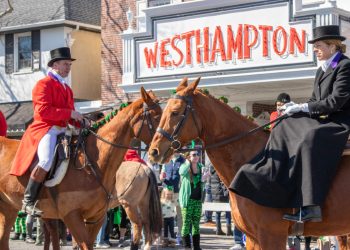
left=8, top=222, right=325, bottom=250
left=9, top=223, right=233, bottom=250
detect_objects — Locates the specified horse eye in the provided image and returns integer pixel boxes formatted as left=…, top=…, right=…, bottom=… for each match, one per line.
left=171, top=112, right=179, bottom=116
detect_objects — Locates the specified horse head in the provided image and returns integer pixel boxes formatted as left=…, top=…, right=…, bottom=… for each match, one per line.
left=148, top=77, right=202, bottom=164
left=130, top=87, right=162, bottom=145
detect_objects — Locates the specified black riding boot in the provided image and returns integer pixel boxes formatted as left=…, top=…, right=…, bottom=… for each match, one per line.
left=283, top=206, right=322, bottom=222
left=21, top=166, right=47, bottom=216
left=192, top=234, right=202, bottom=250
left=182, top=234, right=191, bottom=248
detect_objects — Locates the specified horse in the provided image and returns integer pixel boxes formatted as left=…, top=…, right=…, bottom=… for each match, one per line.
left=148, top=77, right=350, bottom=250
left=50, top=161, right=160, bottom=250
left=0, top=87, right=162, bottom=250
left=110, top=160, right=161, bottom=248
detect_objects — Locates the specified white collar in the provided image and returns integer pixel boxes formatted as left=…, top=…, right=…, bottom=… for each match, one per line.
left=49, top=70, right=67, bottom=88
left=321, top=52, right=339, bottom=72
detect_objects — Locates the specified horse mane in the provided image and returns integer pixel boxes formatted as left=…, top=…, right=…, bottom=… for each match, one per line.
left=191, top=88, right=259, bottom=128
left=90, top=100, right=143, bottom=132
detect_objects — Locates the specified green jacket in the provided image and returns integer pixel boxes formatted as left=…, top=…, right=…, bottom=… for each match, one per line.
left=179, top=160, right=204, bottom=208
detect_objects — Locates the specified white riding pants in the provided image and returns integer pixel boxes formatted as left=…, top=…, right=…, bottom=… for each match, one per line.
left=37, top=126, right=66, bottom=171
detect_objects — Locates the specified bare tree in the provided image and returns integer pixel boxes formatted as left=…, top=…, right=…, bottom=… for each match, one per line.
left=0, top=0, right=13, bottom=18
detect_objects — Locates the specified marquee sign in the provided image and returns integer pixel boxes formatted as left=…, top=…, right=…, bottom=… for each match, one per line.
left=136, top=3, right=314, bottom=78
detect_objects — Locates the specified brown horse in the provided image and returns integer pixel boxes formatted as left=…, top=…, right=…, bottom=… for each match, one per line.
left=50, top=161, right=160, bottom=250
left=0, top=87, right=162, bottom=250
left=148, top=77, right=350, bottom=250
left=110, top=160, right=161, bottom=250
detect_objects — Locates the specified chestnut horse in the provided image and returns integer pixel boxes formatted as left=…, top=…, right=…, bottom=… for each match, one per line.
left=148, top=77, right=350, bottom=250
left=0, top=87, right=162, bottom=250
left=45, top=161, right=160, bottom=250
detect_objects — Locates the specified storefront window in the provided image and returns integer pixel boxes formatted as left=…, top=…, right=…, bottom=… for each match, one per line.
left=148, top=0, right=171, bottom=7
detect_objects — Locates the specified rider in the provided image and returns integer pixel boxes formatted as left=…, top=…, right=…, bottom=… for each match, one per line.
left=10, top=47, right=83, bottom=216
left=230, top=25, right=350, bottom=222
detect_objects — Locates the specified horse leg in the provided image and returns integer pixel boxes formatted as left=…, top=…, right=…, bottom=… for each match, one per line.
left=0, top=201, right=17, bottom=250
left=45, top=219, right=60, bottom=250
left=63, top=210, right=93, bottom=250
left=139, top=194, right=152, bottom=250
left=123, top=204, right=142, bottom=250
left=257, top=233, right=287, bottom=250
left=43, top=219, right=51, bottom=250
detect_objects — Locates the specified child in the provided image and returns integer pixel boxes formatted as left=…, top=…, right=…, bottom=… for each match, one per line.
left=161, top=187, right=177, bottom=248
left=11, top=212, right=27, bottom=240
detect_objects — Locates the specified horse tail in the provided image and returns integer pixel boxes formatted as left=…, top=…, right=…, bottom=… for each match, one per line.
left=145, top=167, right=162, bottom=239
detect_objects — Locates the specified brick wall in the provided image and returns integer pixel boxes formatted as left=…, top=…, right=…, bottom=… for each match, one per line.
left=101, top=0, right=194, bottom=105
left=101, top=0, right=137, bottom=105
left=252, top=103, right=275, bottom=117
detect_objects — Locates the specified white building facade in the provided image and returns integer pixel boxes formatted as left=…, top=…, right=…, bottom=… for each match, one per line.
left=120, top=0, right=350, bottom=115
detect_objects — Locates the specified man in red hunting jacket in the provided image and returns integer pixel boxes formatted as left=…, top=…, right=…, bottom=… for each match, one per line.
left=10, top=47, right=83, bottom=216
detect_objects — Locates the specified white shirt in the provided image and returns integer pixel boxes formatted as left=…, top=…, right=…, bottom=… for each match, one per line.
left=321, top=52, right=339, bottom=72
left=49, top=69, right=68, bottom=89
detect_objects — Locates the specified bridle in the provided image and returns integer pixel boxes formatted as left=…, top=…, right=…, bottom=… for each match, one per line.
left=156, top=95, right=201, bottom=151
left=86, top=101, right=159, bottom=151
left=156, top=94, right=288, bottom=153
left=134, top=102, right=158, bottom=140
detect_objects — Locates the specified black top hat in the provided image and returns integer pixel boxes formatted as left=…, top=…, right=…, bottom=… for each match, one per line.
left=308, top=25, right=346, bottom=44
left=47, top=47, right=76, bottom=67
left=276, top=93, right=291, bottom=104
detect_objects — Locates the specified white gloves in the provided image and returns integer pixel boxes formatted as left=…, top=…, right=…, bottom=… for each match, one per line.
left=281, top=102, right=309, bottom=116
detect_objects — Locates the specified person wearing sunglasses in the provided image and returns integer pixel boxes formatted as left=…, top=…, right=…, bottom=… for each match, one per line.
left=179, top=150, right=207, bottom=250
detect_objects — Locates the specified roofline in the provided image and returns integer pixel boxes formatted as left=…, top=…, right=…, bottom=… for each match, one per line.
left=0, top=19, right=101, bottom=33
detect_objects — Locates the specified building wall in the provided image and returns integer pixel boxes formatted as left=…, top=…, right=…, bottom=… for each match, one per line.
left=71, top=30, right=101, bottom=100
left=0, top=26, right=101, bottom=103
left=101, top=0, right=136, bottom=105
left=0, top=27, right=67, bottom=103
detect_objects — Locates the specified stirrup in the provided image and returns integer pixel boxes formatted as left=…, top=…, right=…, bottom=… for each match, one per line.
left=22, top=201, right=43, bottom=217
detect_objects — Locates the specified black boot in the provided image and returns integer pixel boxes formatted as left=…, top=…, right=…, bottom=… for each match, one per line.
left=182, top=235, right=191, bottom=248
left=283, top=206, right=322, bottom=222
left=21, top=178, right=43, bottom=216
left=226, top=225, right=233, bottom=236
left=21, top=166, right=47, bottom=216
left=216, top=223, right=225, bottom=235
left=192, top=234, right=201, bottom=250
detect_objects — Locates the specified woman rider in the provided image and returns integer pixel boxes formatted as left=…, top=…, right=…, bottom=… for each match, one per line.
left=229, top=25, right=350, bottom=222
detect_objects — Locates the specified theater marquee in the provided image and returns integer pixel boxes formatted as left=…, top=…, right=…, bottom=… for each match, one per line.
left=136, top=2, right=314, bottom=79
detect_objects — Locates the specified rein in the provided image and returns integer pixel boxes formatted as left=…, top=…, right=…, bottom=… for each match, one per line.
left=156, top=94, right=288, bottom=152
left=85, top=102, right=157, bottom=152
left=74, top=101, right=158, bottom=225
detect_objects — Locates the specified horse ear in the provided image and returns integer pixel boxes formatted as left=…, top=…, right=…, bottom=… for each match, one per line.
left=140, top=87, right=153, bottom=105
left=176, top=77, right=188, bottom=92
left=148, top=90, right=159, bottom=103
left=184, top=77, right=201, bottom=95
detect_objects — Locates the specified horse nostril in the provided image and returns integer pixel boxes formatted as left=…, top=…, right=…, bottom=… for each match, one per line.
left=150, top=148, right=159, bottom=157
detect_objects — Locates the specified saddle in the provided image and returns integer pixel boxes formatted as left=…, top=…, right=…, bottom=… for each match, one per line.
left=44, top=128, right=73, bottom=187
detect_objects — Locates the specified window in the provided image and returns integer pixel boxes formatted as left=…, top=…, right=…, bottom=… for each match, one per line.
left=5, top=30, right=40, bottom=74
left=17, top=34, right=32, bottom=70
left=148, top=0, right=171, bottom=7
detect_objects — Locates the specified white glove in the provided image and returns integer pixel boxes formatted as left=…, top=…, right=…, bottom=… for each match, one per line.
left=283, top=104, right=301, bottom=116
left=283, top=103, right=309, bottom=116
left=278, top=101, right=296, bottom=112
